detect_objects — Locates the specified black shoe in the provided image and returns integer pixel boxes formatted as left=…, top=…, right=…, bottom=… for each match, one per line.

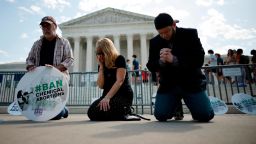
left=63, top=107, right=69, bottom=118
left=50, top=114, right=62, bottom=120
left=174, top=112, right=184, bottom=120
left=123, top=115, right=141, bottom=121
left=124, top=106, right=151, bottom=121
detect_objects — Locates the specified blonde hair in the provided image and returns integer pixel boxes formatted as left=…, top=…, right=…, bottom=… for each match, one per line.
left=96, top=38, right=119, bottom=69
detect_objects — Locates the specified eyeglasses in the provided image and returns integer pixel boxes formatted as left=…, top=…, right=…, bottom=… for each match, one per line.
left=40, top=23, right=52, bottom=29
left=96, top=52, right=104, bottom=55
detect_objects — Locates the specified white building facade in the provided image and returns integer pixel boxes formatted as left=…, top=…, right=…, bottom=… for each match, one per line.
left=0, top=8, right=219, bottom=72
left=59, top=7, right=157, bottom=72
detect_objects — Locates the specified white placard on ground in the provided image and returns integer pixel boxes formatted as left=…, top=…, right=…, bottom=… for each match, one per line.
left=7, top=101, right=22, bottom=116
left=15, top=66, right=69, bottom=121
left=232, top=93, right=256, bottom=115
left=209, top=96, right=228, bottom=115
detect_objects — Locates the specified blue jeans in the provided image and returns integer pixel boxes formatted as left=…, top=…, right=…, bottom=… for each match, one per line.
left=154, top=87, right=214, bottom=122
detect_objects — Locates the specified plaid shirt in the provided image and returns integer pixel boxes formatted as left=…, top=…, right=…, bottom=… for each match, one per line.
left=26, top=35, right=74, bottom=74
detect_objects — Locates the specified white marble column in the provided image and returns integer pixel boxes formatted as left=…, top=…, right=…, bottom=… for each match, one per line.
left=86, top=36, right=93, bottom=72
left=113, top=35, right=120, bottom=52
left=73, top=37, right=80, bottom=72
left=127, top=34, right=133, bottom=61
left=140, top=33, right=147, bottom=69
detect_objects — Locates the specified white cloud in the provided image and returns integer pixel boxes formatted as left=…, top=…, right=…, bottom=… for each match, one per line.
left=18, top=5, right=43, bottom=15
left=196, top=0, right=225, bottom=7
left=199, top=9, right=256, bottom=40
left=144, top=6, right=190, bottom=19
left=78, top=0, right=158, bottom=14
left=78, top=0, right=114, bottom=12
left=6, top=0, right=15, bottom=3
left=0, top=50, right=8, bottom=56
left=30, top=5, right=41, bottom=13
left=43, top=0, right=70, bottom=12
left=59, top=16, right=72, bottom=23
left=21, top=33, right=28, bottom=39
left=199, top=35, right=211, bottom=50
left=78, top=0, right=97, bottom=11
left=74, top=12, right=84, bottom=19
left=19, top=6, right=33, bottom=14
left=196, top=0, right=213, bottom=6
left=77, top=0, right=189, bottom=20
left=217, top=0, right=224, bottom=5
left=215, top=45, right=244, bottom=55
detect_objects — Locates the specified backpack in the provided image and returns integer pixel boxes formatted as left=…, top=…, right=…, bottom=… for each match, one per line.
left=240, top=55, right=249, bottom=64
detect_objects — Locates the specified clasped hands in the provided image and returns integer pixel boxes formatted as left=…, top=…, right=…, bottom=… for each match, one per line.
left=159, top=48, right=174, bottom=64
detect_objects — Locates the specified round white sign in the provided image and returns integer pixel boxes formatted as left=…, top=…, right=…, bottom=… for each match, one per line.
left=15, top=66, right=69, bottom=121
left=7, top=101, right=22, bottom=116
left=232, top=93, right=256, bottom=115
left=209, top=96, right=228, bottom=115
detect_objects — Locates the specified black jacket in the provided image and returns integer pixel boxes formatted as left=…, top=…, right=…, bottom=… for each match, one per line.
left=146, top=27, right=206, bottom=92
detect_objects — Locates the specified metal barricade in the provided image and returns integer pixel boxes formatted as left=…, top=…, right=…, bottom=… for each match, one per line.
left=0, top=64, right=255, bottom=114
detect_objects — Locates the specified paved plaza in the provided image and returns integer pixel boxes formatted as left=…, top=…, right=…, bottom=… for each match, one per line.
left=0, top=114, right=255, bottom=144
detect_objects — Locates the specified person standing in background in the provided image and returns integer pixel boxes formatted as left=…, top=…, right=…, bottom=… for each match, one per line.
left=215, top=53, right=224, bottom=84
left=224, top=49, right=237, bottom=83
left=236, top=48, right=250, bottom=87
left=132, top=54, right=140, bottom=81
left=126, top=59, right=131, bottom=71
left=250, top=49, right=256, bottom=84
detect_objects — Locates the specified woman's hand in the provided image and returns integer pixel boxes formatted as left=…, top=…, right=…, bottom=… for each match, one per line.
left=96, top=55, right=104, bottom=65
left=98, top=97, right=111, bottom=111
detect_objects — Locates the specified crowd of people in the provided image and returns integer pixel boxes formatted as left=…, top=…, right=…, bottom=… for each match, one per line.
left=205, top=48, right=256, bottom=87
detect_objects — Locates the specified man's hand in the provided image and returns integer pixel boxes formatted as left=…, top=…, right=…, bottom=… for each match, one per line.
left=45, top=64, right=53, bottom=68
left=160, top=48, right=173, bottom=63
left=55, top=64, right=67, bottom=72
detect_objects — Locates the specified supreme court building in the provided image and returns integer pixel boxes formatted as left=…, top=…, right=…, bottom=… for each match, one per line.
left=59, top=7, right=157, bottom=72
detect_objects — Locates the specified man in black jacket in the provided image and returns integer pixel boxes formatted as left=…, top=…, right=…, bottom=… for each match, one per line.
left=147, top=13, right=214, bottom=122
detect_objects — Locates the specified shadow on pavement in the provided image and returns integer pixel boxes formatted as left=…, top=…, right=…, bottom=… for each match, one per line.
left=91, top=120, right=213, bottom=138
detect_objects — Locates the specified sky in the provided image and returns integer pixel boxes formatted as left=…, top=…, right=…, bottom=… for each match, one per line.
left=0, top=0, right=256, bottom=64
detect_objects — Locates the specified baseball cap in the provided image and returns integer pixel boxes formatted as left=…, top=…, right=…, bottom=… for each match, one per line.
left=40, top=16, right=57, bottom=26
left=154, top=13, right=174, bottom=30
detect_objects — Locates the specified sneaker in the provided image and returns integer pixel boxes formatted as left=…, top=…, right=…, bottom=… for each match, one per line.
left=50, top=113, right=62, bottom=120
left=63, top=107, right=69, bottom=118
left=174, top=115, right=184, bottom=120
left=174, top=112, right=184, bottom=120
